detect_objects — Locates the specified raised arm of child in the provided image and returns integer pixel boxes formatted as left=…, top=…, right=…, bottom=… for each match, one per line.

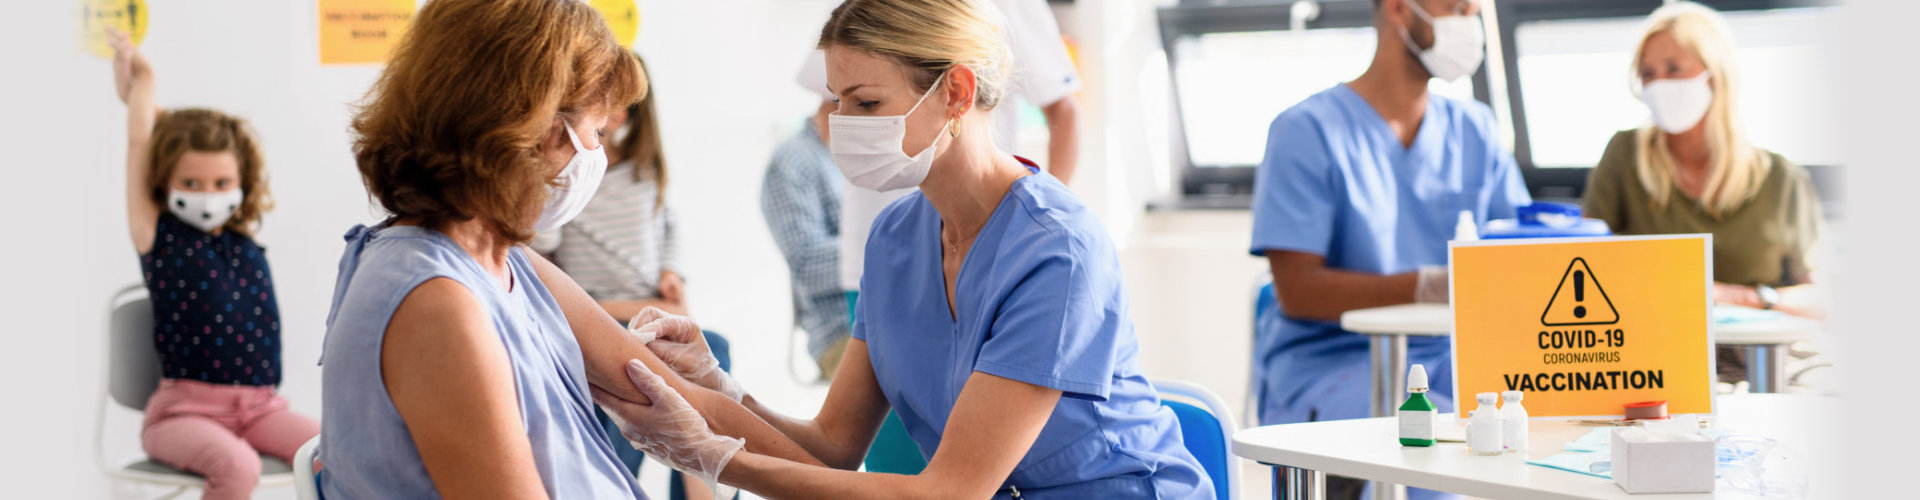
left=110, top=28, right=162, bottom=254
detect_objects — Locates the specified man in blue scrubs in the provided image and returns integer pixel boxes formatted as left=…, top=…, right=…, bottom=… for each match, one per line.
left=1250, top=1, right=1529, bottom=497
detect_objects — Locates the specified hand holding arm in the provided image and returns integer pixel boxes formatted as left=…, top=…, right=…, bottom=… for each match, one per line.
left=525, top=249, right=823, bottom=465
left=593, top=360, right=745, bottom=498
left=634, top=309, right=745, bottom=402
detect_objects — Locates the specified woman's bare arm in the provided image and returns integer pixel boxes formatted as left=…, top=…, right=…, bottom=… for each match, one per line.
left=384, top=278, right=550, bottom=499
left=523, top=249, right=825, bottom=466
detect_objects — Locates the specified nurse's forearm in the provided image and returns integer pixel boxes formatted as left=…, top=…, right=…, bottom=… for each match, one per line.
left=684, top=389, right=828, bottom=467
left=1268, top=251, right=1418, bottom=321
left=722, top=452, right=926, bottom=500
left=738, top=394, right=847, bottom=467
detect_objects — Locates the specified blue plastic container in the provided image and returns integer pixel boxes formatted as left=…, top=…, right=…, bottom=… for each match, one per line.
left=1480, top=202, right=1611, bottom=239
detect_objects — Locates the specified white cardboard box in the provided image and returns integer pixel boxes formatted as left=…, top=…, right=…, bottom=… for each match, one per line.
left=1611, top=427, right=1715, bottom=494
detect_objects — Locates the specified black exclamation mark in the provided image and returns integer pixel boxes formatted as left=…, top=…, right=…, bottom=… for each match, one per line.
left=1572, top=270, right=1587, bottom=318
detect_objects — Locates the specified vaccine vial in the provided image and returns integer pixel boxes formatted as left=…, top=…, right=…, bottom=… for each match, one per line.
left=1468, top=392, right=1504, bottom=456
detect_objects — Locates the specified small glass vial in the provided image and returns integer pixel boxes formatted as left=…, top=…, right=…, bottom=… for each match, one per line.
left=1500, top=391, right=1528, bottom=453
left=1467, top=392, right=1504, bottom=456
left=1398, top=365, right=1437, bottom=447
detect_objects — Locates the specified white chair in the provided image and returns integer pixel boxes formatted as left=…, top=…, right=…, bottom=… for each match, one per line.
left=94, top=284, right=295, bottom=498
left=293, top=435, right=321, bottom=500
left=1155, top=378, right=1244, bottom=500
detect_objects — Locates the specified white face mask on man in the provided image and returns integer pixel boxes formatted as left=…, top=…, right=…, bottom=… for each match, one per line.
left=169, top=189, right=244, bottom=233
left=1398, top=1, right=1487, bottom=82
left=1640, top=72, right=1713, bottom=134
left=533, top=119, right=608, bottom=232
left=828, top=71, right=950, bottom=192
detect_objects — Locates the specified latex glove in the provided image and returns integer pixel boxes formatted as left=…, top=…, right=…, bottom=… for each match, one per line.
left=593, top=360, right=744, bottom=500
left=630, top=309, right=746, bottom=402
left=1415, top=265, right=1450, bottom=304
left=626, top=307, right=670, bottom=343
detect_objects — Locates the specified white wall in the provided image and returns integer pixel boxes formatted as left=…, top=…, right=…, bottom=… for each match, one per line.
left=3, top=0, right=383, bottom=495
left=0, top=0, right=1271, bottom=496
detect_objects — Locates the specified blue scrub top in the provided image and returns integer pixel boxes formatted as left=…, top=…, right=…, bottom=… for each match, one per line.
left=855, top=159, right=1212, bottom=499
left=1248, top=84, right=1530, bottom=426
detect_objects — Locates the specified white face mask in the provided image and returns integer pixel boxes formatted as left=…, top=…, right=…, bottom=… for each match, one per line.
left=828, top=71, right=949, bottom=192
left=534, top=119, right=607, bottom=232
left=1398, top=1, right=1486, bottom=82
left=169, top=189, right=244, bottom=233
left=1640, top=73, right=1713, bottom=134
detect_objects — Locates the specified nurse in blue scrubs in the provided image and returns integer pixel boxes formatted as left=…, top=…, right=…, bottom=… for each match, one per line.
left=591, top=1, right=1212, bottom=498
left=1250, top=1, right=1528, bottom=498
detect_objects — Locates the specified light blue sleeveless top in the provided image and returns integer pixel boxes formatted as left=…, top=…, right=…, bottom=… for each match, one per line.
left=317, top=223, right=643, bottom=499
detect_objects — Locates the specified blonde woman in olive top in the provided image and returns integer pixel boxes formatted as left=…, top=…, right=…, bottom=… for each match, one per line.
left=1582, top=3, right=1825, bottom=382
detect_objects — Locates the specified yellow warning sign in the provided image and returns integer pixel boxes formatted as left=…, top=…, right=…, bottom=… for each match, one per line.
left=1541, top=258, right=1618, bottom=326
left=588, top=0, right=640, bottom=48
left=78, top=0, right=148, bottom=59
left=317, top=0, right=416, bottom=65
left=1451, top=235, right=1714, bottom=417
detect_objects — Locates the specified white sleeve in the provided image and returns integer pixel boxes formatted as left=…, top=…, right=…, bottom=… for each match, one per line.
left=837, top=187, right=916, bottom=291
left=998, top=0, right=1082, bottom=108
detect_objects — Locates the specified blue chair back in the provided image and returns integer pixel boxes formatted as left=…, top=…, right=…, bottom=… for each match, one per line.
left=1157, top=379, right=1240, bottom=500
left=1163, top=399, right=1231, bottom=500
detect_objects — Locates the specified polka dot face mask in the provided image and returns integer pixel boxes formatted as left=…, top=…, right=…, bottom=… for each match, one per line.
left=169, top=189, right=244, bottom=233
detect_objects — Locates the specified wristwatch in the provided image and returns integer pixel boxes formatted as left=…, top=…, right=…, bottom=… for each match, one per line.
left=1755, top=285, right=1780, bottom=310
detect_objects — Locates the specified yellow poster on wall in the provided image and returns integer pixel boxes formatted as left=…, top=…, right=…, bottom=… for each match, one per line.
left=588, top=0, right=640, bottom=48
left=318, top=0, right=416, bottom=65
left=79, top=0, right=148, bottom=59
left=1450, top=235, right=1714, bottom=417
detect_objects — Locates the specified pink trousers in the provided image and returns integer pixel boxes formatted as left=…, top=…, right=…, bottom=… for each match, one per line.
left=141, top=379, right=319, bottom=500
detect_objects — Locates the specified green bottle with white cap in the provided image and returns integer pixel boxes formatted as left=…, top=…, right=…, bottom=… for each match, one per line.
left=1398, top=364, right=1437, bottom=447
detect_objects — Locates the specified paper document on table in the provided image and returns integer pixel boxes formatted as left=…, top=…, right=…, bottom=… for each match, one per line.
left=1563, top=428, right=1613, bottom=452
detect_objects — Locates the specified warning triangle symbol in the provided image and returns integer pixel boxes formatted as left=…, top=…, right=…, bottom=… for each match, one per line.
left=1541, top=258, right=1619, bottom=326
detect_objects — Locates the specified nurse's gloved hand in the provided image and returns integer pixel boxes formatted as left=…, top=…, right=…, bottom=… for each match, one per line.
left=630, top=308, right=747, bottom=402
left=1416, top=265, right=1450, bottom=304
left=593, top=360, right=745, bottom=499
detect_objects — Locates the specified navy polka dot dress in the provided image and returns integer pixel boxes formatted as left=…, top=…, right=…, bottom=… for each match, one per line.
left=138, top=212, right=281, bottom=386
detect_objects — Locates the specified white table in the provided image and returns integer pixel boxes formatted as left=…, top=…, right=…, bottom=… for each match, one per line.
left=1713, top=309, right=1823, bottom=393
left=1340, top=304, right=1453, bottom=419
left=1339, top=304, right=1453, bottom=500
left=1233, top=394, right=1841, bottom=500
left=1340, top=304, right=1822, bottom=401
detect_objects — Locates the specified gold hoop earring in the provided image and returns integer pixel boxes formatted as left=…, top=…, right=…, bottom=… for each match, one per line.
left=947, top=119, right=958, bottom=138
